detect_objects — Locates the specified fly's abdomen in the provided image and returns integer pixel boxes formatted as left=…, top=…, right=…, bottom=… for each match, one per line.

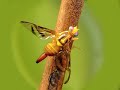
left=45, top=43, right=60, bottom=55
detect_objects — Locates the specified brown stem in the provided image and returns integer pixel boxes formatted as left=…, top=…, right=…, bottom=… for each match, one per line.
left=39, top=0, right=84, bottom=90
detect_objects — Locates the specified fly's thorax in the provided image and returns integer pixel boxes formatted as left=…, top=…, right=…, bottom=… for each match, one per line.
left=44, top=42, right=60, bottom=55
left=58, top=31, right=69, bottom=42
left=56, top=34, right=71, bottom=47
left=60, top=35, right=71, bottom=44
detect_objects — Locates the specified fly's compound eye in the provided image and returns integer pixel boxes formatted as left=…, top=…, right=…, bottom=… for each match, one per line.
left=74, top=32, right=78, bottom=37
left=69, top=26, right=74, bottom=32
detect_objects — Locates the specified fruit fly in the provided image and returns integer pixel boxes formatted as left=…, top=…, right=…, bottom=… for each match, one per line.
left=20, top=21, right=79, bottom=63
left=20, top=21, right=79, bottom=83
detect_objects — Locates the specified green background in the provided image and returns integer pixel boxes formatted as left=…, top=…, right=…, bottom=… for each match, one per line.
left=0, top=0, right=120, bottom=90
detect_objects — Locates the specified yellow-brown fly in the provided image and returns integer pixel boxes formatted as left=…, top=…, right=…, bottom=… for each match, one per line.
left=20, top=21, right=79, bottom=63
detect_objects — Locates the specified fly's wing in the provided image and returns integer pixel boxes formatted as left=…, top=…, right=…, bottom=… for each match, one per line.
left=20, top=21, right=55, bottom=39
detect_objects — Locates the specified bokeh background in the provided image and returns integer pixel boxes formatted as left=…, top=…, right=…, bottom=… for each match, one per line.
left=0, top=0, right=120, bottom=90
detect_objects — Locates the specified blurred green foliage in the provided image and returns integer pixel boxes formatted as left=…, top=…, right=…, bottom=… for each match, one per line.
left=0, top=0, right=120, bottom=90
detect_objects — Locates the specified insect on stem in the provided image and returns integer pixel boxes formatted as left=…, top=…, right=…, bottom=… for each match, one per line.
left=20, top=0, right=84, bottom=88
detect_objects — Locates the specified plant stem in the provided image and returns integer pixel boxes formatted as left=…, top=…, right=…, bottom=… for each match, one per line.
left=39, top=0, right=84, bottom=90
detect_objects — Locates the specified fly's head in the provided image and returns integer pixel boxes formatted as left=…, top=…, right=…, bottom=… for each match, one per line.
left=69, top=26, right=79, bottom=39
left=69, top=26, right=79, bottom=37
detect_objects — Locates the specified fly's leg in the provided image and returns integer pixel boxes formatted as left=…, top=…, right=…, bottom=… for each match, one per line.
left=55, top=49, right=71, bottom=84
left=64, top=67, right=71, bottom=84
left=55, top=50, right=66, bottom=72
left=64, top=52, right=71, bottom=84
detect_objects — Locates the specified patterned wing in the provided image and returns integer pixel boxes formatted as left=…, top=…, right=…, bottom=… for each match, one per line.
left=20, top=21, right=55, bottom=39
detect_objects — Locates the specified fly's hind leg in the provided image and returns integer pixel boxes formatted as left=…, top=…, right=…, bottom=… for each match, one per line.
left=64, top=67, right=71, bottom=84
left=55, top=50, right=66, bottom=72
left=55, top=49, right=71, bottom=84
left=64, top=53, right=71, bottom=84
